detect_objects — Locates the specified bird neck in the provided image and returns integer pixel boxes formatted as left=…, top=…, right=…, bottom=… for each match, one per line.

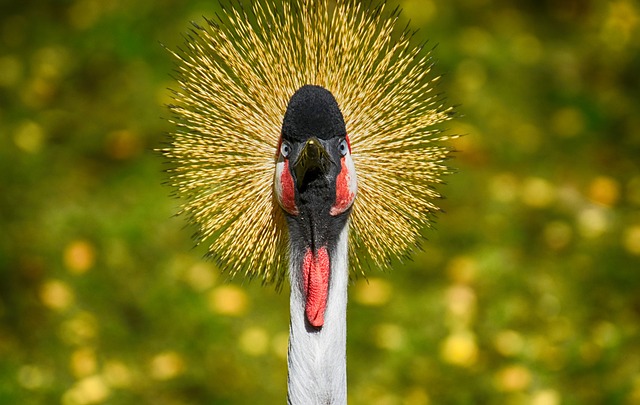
left=287, top=225, right=349, bottom=405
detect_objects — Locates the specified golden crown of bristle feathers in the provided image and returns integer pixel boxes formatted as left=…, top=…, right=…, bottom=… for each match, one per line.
left=162, top=0, right=455, bottom=288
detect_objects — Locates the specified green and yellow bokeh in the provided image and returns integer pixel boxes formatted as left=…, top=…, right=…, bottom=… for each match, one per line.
left=1, top=0, right=639, bottom=404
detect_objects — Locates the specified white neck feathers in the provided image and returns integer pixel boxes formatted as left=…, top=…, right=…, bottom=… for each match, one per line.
left=287, top=225, right=349, bottom=405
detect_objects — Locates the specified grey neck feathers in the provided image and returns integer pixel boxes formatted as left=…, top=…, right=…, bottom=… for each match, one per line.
left=287, top=225, right=349, bottom=405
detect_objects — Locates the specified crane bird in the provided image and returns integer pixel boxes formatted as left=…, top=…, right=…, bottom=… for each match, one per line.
left=162, top=0, right=455, bottom=403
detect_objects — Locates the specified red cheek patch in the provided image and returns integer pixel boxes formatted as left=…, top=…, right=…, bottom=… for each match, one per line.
left=280, top=160, right=298, bottom=215
left=302, top=246, right=330, bottom=328
left=330, top=157, right=355, bottom=216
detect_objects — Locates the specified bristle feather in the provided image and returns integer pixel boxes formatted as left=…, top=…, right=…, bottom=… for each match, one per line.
left=162, top=0, right=454, bottom=284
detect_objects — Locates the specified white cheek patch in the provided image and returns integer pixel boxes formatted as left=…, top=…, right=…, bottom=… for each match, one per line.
left=345, top=153, right=357, bottom=198
left=274, top=160, right=285, bottom=203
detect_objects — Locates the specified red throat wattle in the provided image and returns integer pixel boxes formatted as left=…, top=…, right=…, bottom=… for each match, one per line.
left=302, top=247, right=330, bottom=327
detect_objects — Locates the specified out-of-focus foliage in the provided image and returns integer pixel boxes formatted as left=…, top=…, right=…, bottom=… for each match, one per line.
left=1, top=0, right=639, bottom=404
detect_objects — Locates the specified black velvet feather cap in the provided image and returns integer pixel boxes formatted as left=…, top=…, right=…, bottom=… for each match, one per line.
left=282, top=85, right=346, bottom=142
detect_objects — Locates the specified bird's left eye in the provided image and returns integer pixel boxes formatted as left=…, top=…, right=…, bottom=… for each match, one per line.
left=338, top=139, right=348, bottom=156
left=281, top=142, right=291, bottom=158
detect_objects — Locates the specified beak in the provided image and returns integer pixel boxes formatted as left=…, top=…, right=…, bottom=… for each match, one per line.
left=292, top=137, right=331, bottom=189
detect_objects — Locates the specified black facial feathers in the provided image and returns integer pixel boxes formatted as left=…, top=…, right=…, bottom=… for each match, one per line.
left=282, top=85, right=346, bottom=142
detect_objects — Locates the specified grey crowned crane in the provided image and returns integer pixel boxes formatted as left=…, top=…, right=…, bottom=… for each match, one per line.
left=162, top=0, right=455, bottom=403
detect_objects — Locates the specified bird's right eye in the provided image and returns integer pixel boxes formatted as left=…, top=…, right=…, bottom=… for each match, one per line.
left=338, top=138, right=348, bottom=156
left=280, top=142, right=291, bottom=158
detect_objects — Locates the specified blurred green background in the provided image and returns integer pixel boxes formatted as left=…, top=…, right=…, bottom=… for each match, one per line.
left=1, top=0, right=639, bottom=404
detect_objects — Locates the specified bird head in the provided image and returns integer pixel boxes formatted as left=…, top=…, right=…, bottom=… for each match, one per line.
left=275, top=85, right=357, bottom=219
left=163, top=0, right=455, bottom=290
left=274, top=85, right=357, bottom=328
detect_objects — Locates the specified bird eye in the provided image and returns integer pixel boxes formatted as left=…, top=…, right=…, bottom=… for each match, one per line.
left=280, top=142, right=291, bottom=158
left=338, top=139, right=348, bottom=156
